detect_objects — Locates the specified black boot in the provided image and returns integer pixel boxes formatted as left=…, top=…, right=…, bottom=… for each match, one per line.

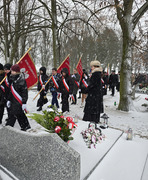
left=37, top=107, right=42, bottom=111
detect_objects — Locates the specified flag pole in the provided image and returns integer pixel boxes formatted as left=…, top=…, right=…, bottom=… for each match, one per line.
left=76, top=53, right=83, bottom=69
left=57, top=54, right=70, bottom=70
left=0, top=47, right=32, bottom=86
left=16, top=47, right=32, bottom=64
left=33, top=54, right=70, bottom=101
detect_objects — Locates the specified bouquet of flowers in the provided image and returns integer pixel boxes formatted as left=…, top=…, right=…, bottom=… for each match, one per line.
left=29, top=106, right=77, bottom=142
left=81, top=123, right=105, bottom=148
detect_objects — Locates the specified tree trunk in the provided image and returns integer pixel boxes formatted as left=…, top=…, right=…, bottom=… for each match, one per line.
left=10, top=0, right=24, bottom=64
left=118, top=27, right=133, bottom=111
left=51, top=0, right=57, bottom=68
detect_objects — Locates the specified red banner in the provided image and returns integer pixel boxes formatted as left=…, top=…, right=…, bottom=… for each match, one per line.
left=18, top=52, right=38, bottom=89
left=76, top=58, right=83, bottom=77
left=57, top=55, right=70, bottom=75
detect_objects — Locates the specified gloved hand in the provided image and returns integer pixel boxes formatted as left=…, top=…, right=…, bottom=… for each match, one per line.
left=71, top=74, right=76, bottom=78
left=22, top=104, right=27, bottom=112
left=7, top=101, right=11, bottom=108
left=42, top=85, right=45, bottom=90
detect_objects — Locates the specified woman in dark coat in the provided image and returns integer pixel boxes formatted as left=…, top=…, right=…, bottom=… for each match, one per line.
left=58, top=68, right=73, bottom=113
left=6, top=64, right=31, bottom=131
left=37, top=67, right=49, bottom=111
left=83, top=60, right=103, bottom=123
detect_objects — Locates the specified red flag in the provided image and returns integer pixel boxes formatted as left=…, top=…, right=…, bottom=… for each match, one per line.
left=18, top=52, right=38, bottom=89
left=76, top=57, right=83, bottom=77
left=57, top=55, right=70, bottom=75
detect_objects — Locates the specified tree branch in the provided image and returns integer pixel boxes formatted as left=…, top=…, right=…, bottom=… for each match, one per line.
left=132, top=0, right=148, bottom=30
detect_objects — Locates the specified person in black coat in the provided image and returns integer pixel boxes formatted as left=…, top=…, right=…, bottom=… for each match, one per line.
left=109, top=70, right=118, bottom=96
left=6, top=64, right=31, bottom=131
left=79, top=70, right=89, bottom=108
left=83, top=60, right=103, bottom=123
left=49, top=68, right=61, bottom=108
left=71, top=69, right=80, bottom=105
left=37, top=67, right=49, bottom=111
left=102, top=71, right=108, bottom=95
left=4, top=63, right=12, bottom=122
left=0, top=63, right=6, bottom=124
left=58, top=68, right=73, bottom=113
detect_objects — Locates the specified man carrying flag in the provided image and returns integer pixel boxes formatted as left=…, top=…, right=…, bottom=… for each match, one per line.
left=58, top=68, right=73, bottom=113
left=37, top=67, right=49, bottom=111
left=6, top=64, right=31, bottom=131
left=49, top=68, right=61, bottom=109
left=4, top=48, right=38, bottom=131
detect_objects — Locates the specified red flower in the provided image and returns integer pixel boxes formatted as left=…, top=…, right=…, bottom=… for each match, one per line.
left=60, top=115, right=64, bottom=119
left=66, top=117, right=73, bottom=123
left=54, top=116, right=60, bottom=122
left=55, top=126, right=61, bottom=133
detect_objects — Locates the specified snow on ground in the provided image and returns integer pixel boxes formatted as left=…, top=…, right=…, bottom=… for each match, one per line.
left=87, top=134, right=148, bottom=180
left=2, top=89, right=148, bottom=137
left=1, top=89, right=148, bottom=180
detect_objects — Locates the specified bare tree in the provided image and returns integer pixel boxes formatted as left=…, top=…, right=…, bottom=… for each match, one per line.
left=114, top=0, right=148, bottom=111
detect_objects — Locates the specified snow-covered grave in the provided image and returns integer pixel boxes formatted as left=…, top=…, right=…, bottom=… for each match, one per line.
left=0, top=90, right=148, bottom=180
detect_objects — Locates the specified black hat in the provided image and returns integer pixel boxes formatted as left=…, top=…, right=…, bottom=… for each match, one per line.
left=0, top=63, right=4, bottom=70
left=39, top=67, right=46, bottom=74
left=61, top=68, right=69, bottom=75
left=4, top=63, right=12, bottom=70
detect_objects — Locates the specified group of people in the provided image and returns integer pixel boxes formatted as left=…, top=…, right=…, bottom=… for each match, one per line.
left=0, top=63, right=31, bottom=131
left=37, top=60, right=104, bottom=124
left=0, top=60, right=120, bottom=131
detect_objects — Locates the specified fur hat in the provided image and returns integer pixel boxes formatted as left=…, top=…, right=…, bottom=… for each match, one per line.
left=0, top=63, right=4, bottom=70
left=4, top=63, right=12, bottom=70
left=11, top=64, right=20, bottom=72
left=90, top=60, right=101, bottom=67
left=90, top=60, right=102, bottom=72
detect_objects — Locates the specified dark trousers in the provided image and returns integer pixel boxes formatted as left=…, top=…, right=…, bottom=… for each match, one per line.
left=51, top=91, right=59, bottom=108
left=37, top=92, right=48, bottom=107
left=0, top=105, right=4, bottom=124
left=61, top=94, right=69, bottom=113
left=116, top=82, right=120, bottom=92
left=6, top=106, right=11, bottom=120
left=6, top=112, right=31, bottom=130
left=111, top=85, right=115, bottom=96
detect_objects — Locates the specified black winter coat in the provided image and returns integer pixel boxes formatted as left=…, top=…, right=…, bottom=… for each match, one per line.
left=37, top=74, right=49, bottom=92
left=84, top=70, right=102, bottom=114
left=4, top=71, right=11, bottom=100
left=8, top=73, right=28, bottom=114
left=0, top=72, right=6, bottom=106
left=109, top=74, right=118, bottom=86
left=71, top=73, right=80, bottom=94
left=59, top=74, right=73, bottom=95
